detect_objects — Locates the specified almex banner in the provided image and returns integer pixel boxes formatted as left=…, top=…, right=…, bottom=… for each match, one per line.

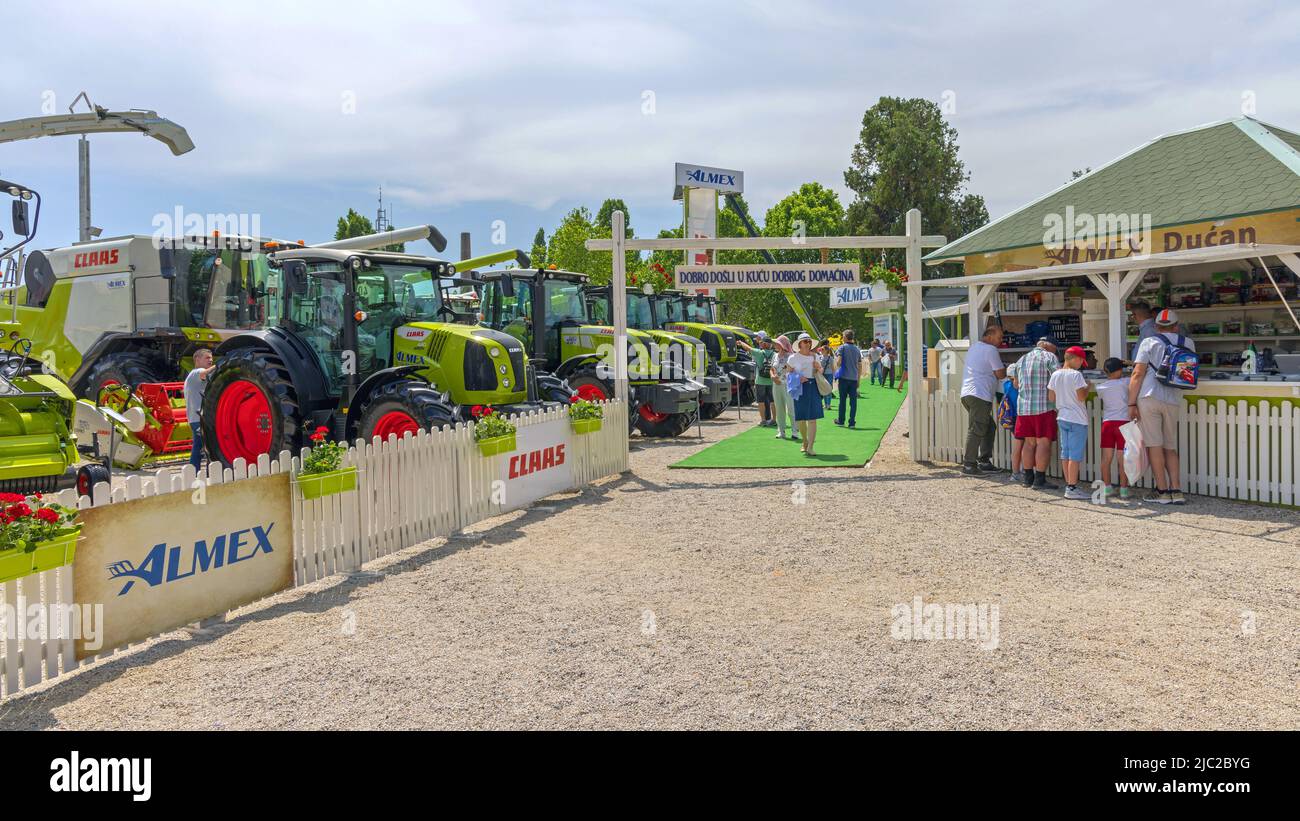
left=73, top=473, right=294, bottom=659
left=675, top=263, right=860, bottom=289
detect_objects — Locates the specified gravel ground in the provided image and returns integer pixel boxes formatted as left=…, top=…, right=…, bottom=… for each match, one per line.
left=2, top=400, right=1297, bottom=730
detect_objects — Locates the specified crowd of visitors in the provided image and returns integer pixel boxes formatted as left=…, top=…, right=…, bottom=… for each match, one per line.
left=958, top=305, right=1192, bottom=505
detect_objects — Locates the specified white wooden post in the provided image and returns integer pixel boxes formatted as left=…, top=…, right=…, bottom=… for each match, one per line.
left=1107, top=269, right=1124, bottom=362
left=611, top=210, right=629, bottom=404
left=905, top=209, right=925, bottom=460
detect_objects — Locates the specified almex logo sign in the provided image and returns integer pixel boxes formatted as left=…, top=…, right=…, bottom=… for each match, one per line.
left=674, top=163, right=744, bottom=194
left=107, top=523, right=277, bottom=596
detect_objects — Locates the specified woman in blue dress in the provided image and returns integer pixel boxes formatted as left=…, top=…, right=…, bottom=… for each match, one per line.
left=783, top=333, right=824, bottom=456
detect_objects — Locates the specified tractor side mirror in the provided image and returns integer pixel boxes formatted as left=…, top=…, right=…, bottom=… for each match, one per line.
left=11, top=199, right=30, bottom=237
left=159, top=247, right=176, bottom=279
left=282, top=260, right=309, bottom=295
left=499, top=276, right=515, bottom=298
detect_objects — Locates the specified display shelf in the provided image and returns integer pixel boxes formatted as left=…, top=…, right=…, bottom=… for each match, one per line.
left=984, top=310, right=1082, bottom=317
left=1127, top=335, right=1300, bottom=343
left=1158, top=302, right=1296, bottom=314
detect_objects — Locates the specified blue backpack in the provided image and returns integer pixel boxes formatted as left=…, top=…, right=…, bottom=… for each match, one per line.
left=996, top=377, right=1018, bottom=429
left=1154, top=334, right=1199, bottom=390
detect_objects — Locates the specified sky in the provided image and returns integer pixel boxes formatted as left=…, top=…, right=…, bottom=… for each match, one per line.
left=3, top=0, right=1299, bottom=256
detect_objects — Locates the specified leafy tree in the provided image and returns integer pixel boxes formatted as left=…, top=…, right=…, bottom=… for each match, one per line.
left=843, top=96, right=986, bottom=275
left=595, top=198, right=633, bottom=237
left=334, top=207, right=404, bottom=252
left=530, top=227, right=547, bottom=268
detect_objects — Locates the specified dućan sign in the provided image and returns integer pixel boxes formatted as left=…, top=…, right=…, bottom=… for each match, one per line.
left=960, top=208, right=1300, bottom=275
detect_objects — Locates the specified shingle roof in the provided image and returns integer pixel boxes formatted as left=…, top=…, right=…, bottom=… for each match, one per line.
left=926, top=117, right=1300, bottom=262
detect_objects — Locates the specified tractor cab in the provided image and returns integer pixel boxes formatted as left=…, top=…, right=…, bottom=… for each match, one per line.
left=653, top=290, right=757, bottom=405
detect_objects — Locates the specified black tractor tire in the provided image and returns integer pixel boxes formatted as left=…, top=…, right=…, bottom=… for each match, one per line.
left=75, top=462, right=112, bottom=499
left=699, top=401, right=728, bottom=420
left=634, top=406, right=696, bottom=438
left=84, top=351, right=173, bottom=408
left=354, top=380, right=457, bottom=443
left=201, top=348, right=302, bottom=468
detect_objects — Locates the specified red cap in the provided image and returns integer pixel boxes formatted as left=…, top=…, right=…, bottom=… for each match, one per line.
left=1065, top=345, right=1087, bottom=359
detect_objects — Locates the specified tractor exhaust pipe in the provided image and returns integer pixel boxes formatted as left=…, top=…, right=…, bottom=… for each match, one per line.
left=313, top=224, right=448, bottom=253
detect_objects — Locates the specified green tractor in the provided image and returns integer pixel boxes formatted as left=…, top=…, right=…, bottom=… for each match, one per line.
left=200, top=246, right=568, bottom=465
left=477, top=268, right=701, bottom=437
left=584, top=285, right=732, bottom=420
left=653, top=290, right=758, bottom=406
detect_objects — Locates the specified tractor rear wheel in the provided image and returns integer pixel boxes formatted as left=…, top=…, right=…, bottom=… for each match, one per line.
left=355, top=380, right=456, bottom=443
left=699, top=401, right=727, bottom=420
left=202, top=348, right=301, bottom=467
left=84, top=351, right=172, bottom=409
left=566, top=368, right=636, bottom=435
left=75, top=463, right=111, bottom=499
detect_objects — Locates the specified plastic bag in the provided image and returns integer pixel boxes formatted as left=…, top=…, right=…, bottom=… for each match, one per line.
left=1120, top=420, right=1147, bottom=484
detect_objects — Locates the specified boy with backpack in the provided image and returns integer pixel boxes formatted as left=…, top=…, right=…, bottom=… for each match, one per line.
left=1128, top=309, right=1197, bottom=505
left=1095, top=357, right=1132, bottom=500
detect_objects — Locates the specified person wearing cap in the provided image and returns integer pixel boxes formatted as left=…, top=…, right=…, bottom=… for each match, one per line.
left=1128, top=308, right=1193, bottom=505
left=1013, top=337, right=1061, bottom=490
left=1048, top=345, right=1091, bottom=499
left=738, top=332, right=775, bottom=427
left=958, top=324, right=1006, bottom=475
left=784, top=332, right=824, bottom=455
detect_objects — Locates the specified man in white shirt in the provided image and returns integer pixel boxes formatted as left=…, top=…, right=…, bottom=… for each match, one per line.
left=959, top=325, right=1007, bottom=475
left=1128, top=309, right=1193, bottom=505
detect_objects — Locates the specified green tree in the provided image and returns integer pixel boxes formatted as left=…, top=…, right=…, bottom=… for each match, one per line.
left=530, top=227, right=547, bottom=268
left=333, top=207, right=404, bottom=252
left=843, top=96, right=987, bottom=275
left=546, top=207, right=610, bottom=282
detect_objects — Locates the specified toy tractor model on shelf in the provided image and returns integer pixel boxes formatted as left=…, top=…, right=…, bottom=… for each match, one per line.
left=653, top=290, right=758, bottom=406
left=476, top=267, right=701, bottom=437
left=584, top=285, right=731, bottom=420
left=200, top=246, right=568, bottom=466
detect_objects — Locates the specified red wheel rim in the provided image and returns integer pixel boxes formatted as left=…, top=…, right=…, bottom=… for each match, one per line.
left=214, top=379, right=274, bottom=463
left=372, top=410, right=419, bottom=440
left=77, top=471, right=91, bottom=497
left=574, top=383, right=607, bottom=401
left=638, top=404, right=668, bottom=423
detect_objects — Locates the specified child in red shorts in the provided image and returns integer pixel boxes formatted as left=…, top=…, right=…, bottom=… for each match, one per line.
left=1095, top=357, right=1131, bottom=500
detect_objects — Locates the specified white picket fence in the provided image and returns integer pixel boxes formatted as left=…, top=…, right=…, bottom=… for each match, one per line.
left=0, top=400, right=628, bottom=699
left=923, top=384, right=1300, bottom=505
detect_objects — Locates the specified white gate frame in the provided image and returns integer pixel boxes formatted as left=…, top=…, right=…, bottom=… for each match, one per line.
left=586, top=208, right=946, bottom=457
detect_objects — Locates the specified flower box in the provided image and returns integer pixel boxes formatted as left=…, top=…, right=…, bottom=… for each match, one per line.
left=0, top=530, right=80, bottom=584
left=571, top=418, right=602, bottom=435
left=296, top=466, right=358, bottom=500
left=476, top=431, right=517, bottom=457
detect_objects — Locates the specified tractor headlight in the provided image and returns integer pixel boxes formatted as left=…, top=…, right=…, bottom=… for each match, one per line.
left=499, top=364, right=507, bottom=374
left=489, top=347, right=499, bottom=357
left=502, top=378, right=510, bottom=387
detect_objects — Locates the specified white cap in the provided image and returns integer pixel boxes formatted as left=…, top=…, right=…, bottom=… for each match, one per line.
left=1155, top=308, right=1179, bottom=326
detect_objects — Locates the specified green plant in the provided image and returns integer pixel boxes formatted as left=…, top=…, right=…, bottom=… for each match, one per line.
left=472, top=408, right=516, bottom=442
left=0, top=492, right=80, bottom=553
left=569, top=398, right=604, bottom=422
left=302, top=426, right=347, bottom=475
left=866, top=262, right=906, bottom=291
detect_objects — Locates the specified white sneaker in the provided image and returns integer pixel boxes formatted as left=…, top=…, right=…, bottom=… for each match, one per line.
left=1063, top=486, right=1089, bottom=500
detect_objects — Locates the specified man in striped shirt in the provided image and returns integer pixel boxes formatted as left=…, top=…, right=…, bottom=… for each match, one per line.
left=1013, top=338, right=1060, bottom=490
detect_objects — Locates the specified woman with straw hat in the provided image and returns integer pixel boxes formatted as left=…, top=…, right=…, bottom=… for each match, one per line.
left=784, top=333, right=825, bottom=456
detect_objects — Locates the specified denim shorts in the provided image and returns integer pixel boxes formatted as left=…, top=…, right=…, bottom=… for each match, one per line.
left=1058, top=420, right=1087, bottom=462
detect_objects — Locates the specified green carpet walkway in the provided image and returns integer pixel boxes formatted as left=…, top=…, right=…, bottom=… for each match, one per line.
left=671, top=382, right=908, bottom=469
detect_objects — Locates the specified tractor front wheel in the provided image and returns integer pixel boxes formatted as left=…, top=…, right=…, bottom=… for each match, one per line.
left=699, top=401, right=727, bottom=420
left=634, top=405, right=696, bottom=438
left=84, top=351, right=172, bottom=409
left=201, top=349, right=301, bottom=467
left=355, top=380, right=456, bottom=443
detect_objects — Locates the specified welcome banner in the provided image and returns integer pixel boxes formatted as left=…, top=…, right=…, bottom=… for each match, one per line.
left=675, top=263, right=860, bottom=289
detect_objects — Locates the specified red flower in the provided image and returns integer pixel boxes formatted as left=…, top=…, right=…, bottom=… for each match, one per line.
left=35, top=507, right=59, bottom=524
left=0, top=492, right=25, bottom=503
left=7, top=503, right=32, bottom=519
